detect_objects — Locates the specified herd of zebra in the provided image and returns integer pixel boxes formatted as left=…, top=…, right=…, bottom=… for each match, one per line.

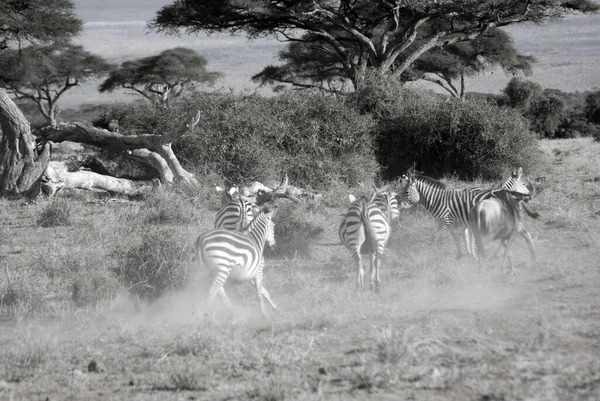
left=193, top=168, right=539, bottom=319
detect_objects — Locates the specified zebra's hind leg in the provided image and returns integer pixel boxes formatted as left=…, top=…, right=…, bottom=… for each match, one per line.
left=501, top=232, right=518, bottom=274
left=253, top=272, right=271, bottom=320
left=354, top=251, right=365, bottom=291
left=372, top=253, right=382, bottom=293
left=518, top=227, right=537, bottom=262
left=260, top=286, right=280, bottom=314
left=368, top=253, right=376, bottom=291
left=206, top=266, right=233, bottom=318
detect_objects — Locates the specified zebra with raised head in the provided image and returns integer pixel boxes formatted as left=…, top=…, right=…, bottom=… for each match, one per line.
left=399, top=169, right=533, bottom=258
left=214, top=186, right=256, bottom=230
left=195, top=205, right=278, bottom=319
left=339, top=192, right=392, bottom=292
left=488, top=168, right=539, bottom=261
left=468, top=188, right=534, bottom=272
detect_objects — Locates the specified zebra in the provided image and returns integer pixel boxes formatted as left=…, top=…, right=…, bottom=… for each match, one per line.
left=195, top=205, right=278, bottom=319
left=339, top=192, right=392, bottom=292
left=463, top=168, right=539, bottom=261
left=487, top=168, right=539, bottom=260
left=214, top=186, right=256, bottom=230
left=372, top=188, right=400, bottom=226
left=399, top=169, right=533, bottom=258
left=468, top=188, right=535, bottom=272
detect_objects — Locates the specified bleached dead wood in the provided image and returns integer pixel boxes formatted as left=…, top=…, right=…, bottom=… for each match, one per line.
left=236, top=174, right=322, bottom=205
left=39, top=111, right=201, bottom=186
left=41, top=160, right=158, bottom=197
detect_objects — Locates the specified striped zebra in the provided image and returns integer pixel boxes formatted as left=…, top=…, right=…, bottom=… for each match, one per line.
left=372, top=189, right=400, bottom=226
left=463, top=168, right=539, bottom=261
left=487, top=168, right=539, bottom=261
left=468, top=188, right=534, bottom=272
left=400, top=170, right=533, bottom=258
left=214, top=186, right=256, bottom=230
left=195, top=205, right=278, bottom=319
left=339, top=192, right=392, bottom=292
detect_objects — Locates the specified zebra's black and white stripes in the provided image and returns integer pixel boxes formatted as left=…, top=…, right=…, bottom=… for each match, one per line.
left=339, top=192, right=392, bottom=291
left=196, top=205, right=278, bottom=319
left=400, top=171, right=533, bottom=258
left=214, top=186, right=256, bottom=230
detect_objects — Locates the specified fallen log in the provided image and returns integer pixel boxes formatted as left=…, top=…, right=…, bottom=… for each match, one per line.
left=232, top=174, right=322, bottom=205
left=39, top=111, right=201, bottom=185
left=41, top=160, right=158, bottom=197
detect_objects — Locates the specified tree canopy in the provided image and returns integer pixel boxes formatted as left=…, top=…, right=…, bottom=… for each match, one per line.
left=0, top=43, right=114, bottom=126
left=99, top=47, right=222, bottom=103
left=150, top=0, right=598, bottom=91
left=0, top=0, right=82, bottom=49
left=408, top=28, right=536, bottom=99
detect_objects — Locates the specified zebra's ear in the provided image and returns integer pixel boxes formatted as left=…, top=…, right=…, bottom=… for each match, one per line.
left=228, top=186, right=238, bottom=196
left=348, top=194, right=357, bottom=203
left=215, top=186, right=224, bottom=193
left=517, top=167, right=523, bottom=178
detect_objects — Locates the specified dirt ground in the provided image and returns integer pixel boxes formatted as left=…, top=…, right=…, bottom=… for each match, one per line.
left=1, top=138, right=599, bottom=401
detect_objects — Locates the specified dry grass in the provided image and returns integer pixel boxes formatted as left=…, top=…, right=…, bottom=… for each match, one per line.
left=1, top=138, right=600, bottom=400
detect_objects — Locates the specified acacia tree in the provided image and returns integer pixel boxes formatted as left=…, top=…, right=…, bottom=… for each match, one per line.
left=99, top=47, right=222, bottom=103
left=150, top=0, right=598, bottom=92
left=0, top=43, right=114, bottom=126
left=407, top=29, right=536, bottom=99
left=254, top=28, right=535, bottom=96
left=0, top=0, right=83, bottom=197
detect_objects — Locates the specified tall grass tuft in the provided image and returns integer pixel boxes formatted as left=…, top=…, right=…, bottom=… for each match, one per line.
left=35, top=199, right=72, bottom=227
left=116, top=226, right=190, bottom=300
left=142, top=188, right=197, bottom=225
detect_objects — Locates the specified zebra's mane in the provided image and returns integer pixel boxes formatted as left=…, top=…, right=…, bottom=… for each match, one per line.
left=413, top=175, right=447, bottom=190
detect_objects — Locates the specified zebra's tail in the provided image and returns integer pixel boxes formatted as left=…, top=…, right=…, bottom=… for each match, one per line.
left=360, top=195, right=379, bottom=253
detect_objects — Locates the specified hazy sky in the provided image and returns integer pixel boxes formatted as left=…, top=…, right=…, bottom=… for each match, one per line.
left=63, top=1, right=600, bottom=107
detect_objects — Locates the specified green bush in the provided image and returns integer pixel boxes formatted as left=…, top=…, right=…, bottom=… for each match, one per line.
left=116, top=227, right=189, bottom=300
left=527, top=94, right=567, bottom=138
left=375, top=92, right=540, bottom=180
left=585, top=90, right=600, bottom=125
left=95, top=91, right=378, bottom=189
left=269, top=202, right=324, bottom=258
left=174, top=91, right=378, bottom=189
left=36, top=200, right=72, bottom=227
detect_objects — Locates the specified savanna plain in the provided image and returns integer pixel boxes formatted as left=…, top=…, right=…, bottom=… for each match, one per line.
left=1, top=138, right=600, bottom=401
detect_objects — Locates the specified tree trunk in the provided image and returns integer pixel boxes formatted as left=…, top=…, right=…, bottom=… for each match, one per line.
left=0, top=88, right=51, bottom=198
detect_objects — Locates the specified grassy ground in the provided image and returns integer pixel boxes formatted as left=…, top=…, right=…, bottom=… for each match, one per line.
left=1, top=138, right=600, bottom=400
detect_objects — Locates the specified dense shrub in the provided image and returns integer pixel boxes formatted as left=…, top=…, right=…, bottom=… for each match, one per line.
left=268, top=202, right=324, bottom=258
left=94, top=92, right=378, bottom=190
left=585, top=90, right=600, bottom=125
left=117, top=227, right=189, bottom=300
left=175, top=91, right=378, bottom=189
left=375, top=91, right=540, bottom=180
left=348, top=72, right=414, bottom=120
left=503, top=77, right=543, bottom=110
left=527, top=94, right=567, bottom=137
